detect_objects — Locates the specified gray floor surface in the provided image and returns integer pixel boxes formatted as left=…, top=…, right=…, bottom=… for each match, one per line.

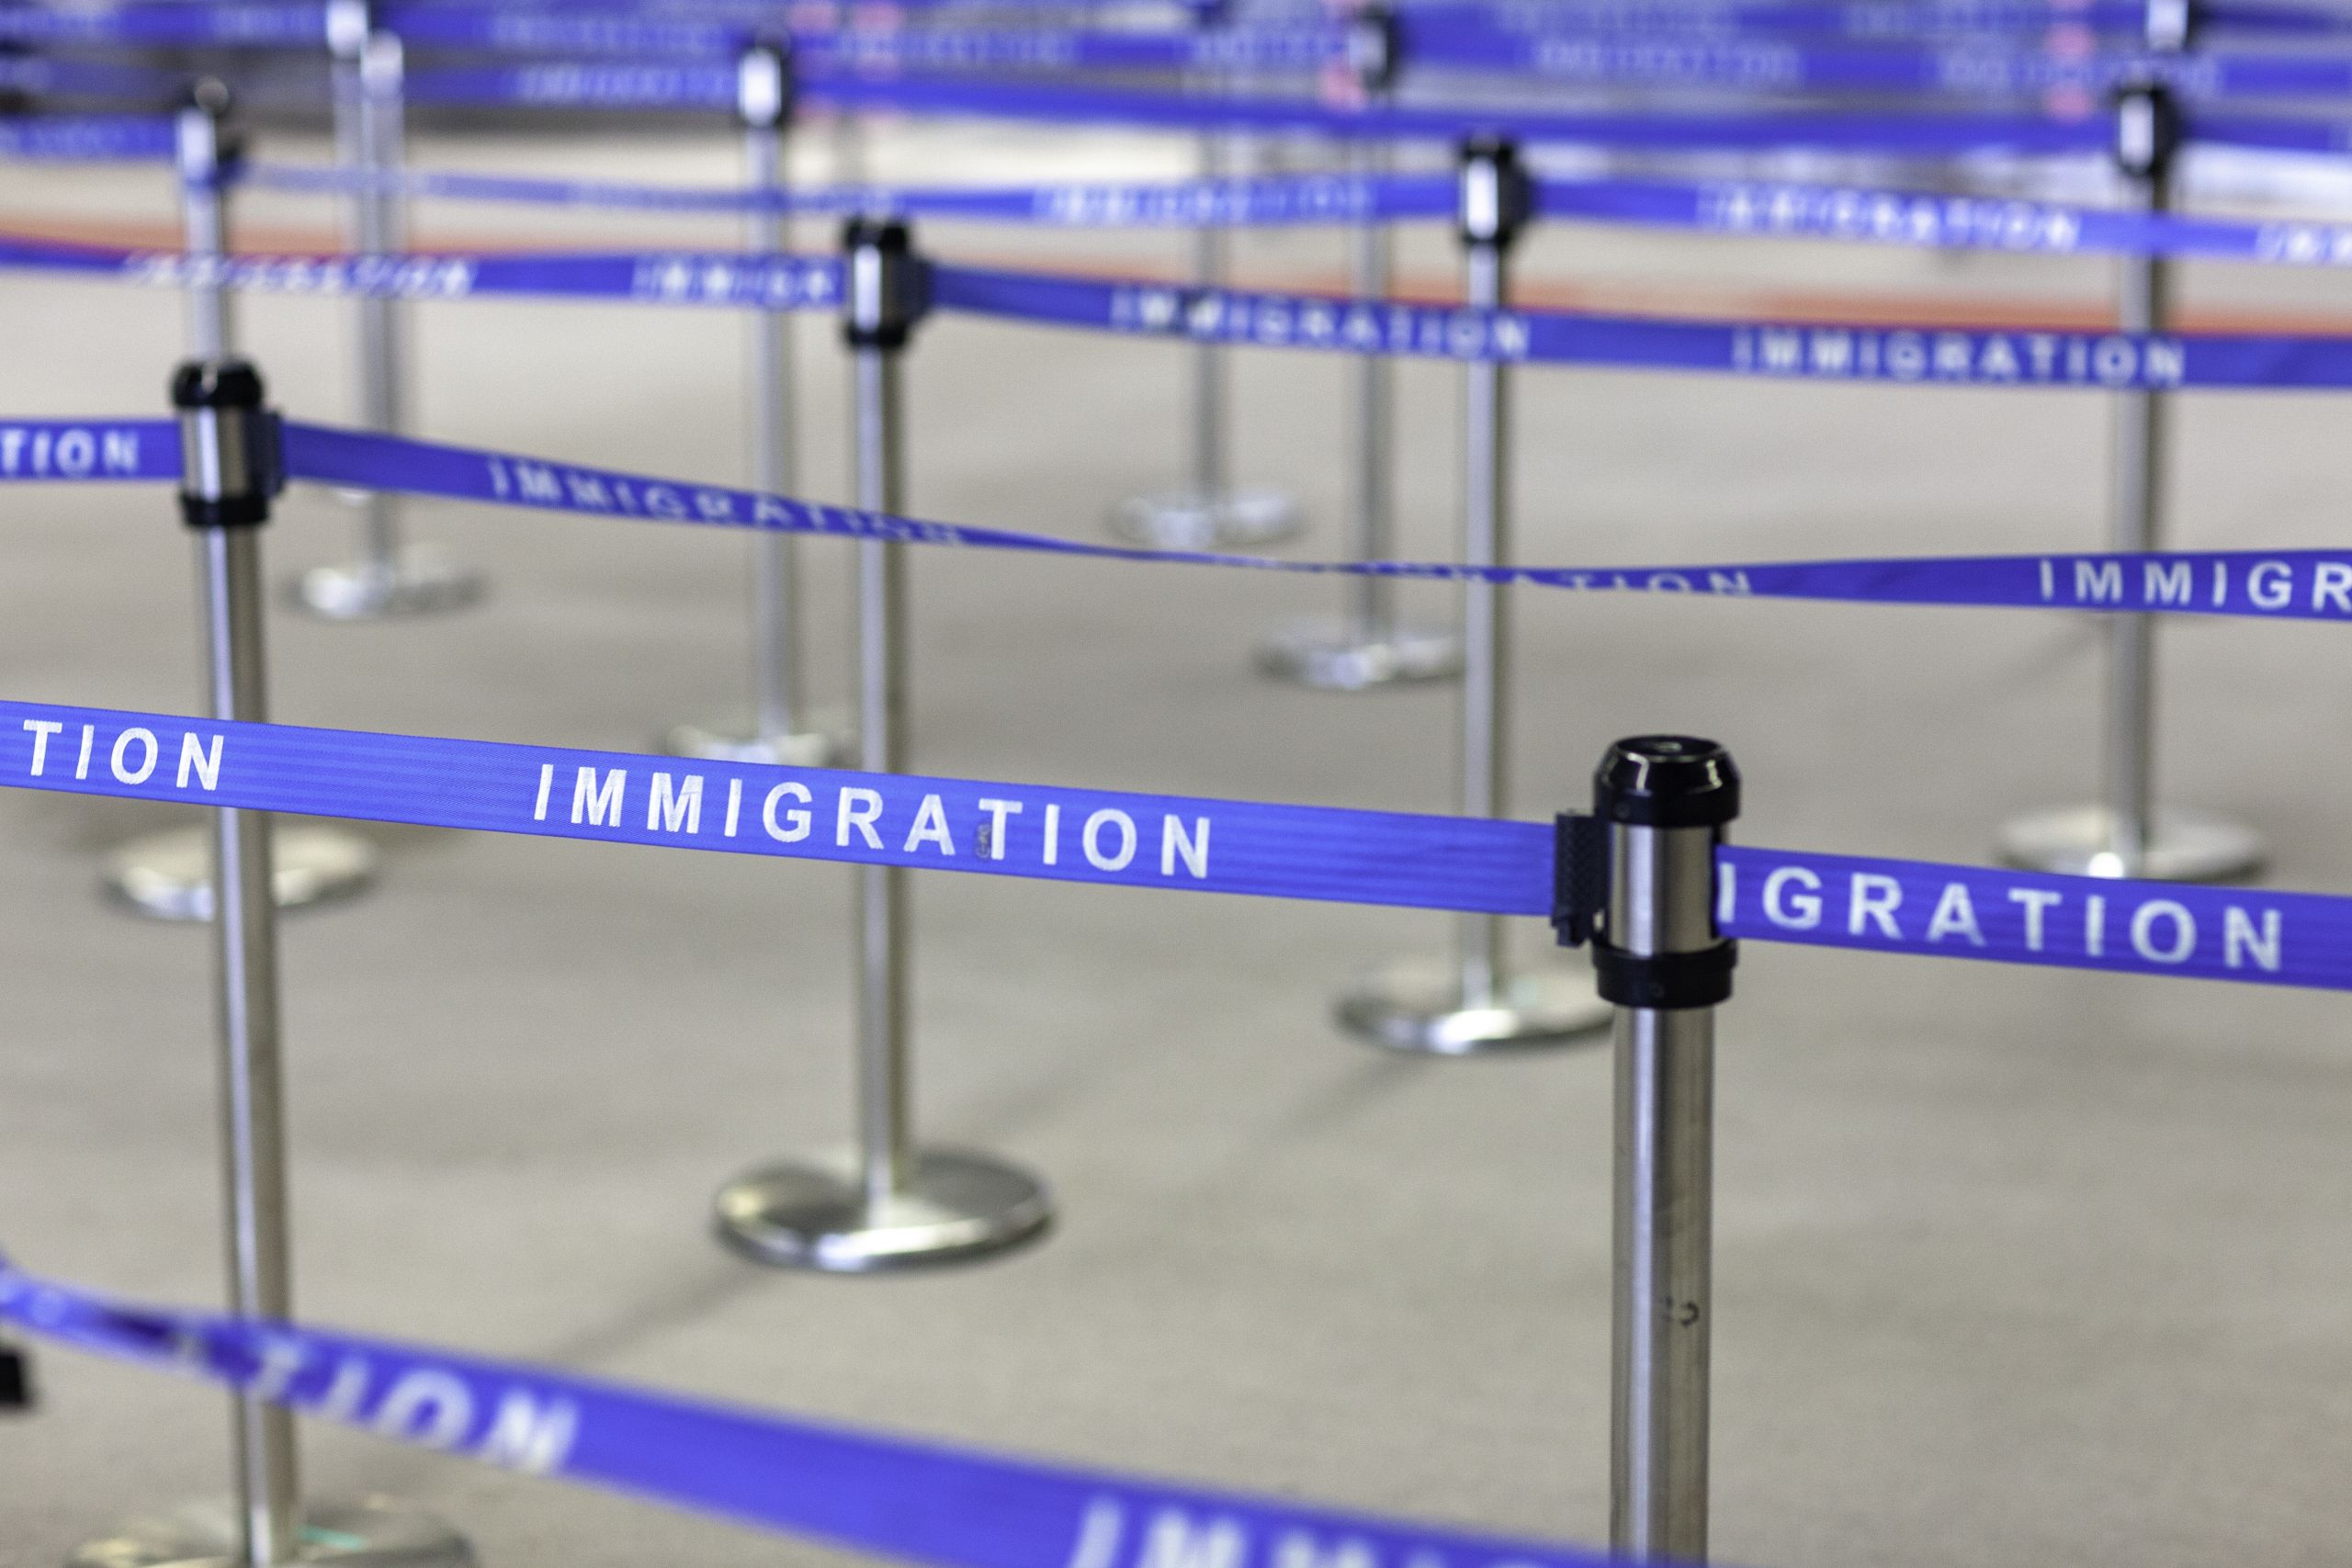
left=5, top=122, right=2352, bottom=1567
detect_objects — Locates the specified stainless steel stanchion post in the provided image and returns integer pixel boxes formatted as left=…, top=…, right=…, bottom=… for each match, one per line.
left=1555, top=736, right=1739, bottom=1562
left=70, top=363, right=469, bottom=1568
left=101, top=85, right=379, bottom=923
left=713, top=220, right=1052, bottom=1272
left=290, top=0, right=481, bottom=620
left=1996, top=60, right=2260, bottom=880
left=1337, top=139, right=1610, bottom=1053
left=1108, top=82, right=1302, bottom=548
left=1258, top=7, right=1459, bottom=690
left=667, top=42, right=842, bottom=766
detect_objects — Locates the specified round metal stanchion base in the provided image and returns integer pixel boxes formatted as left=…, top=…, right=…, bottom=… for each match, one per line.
left=68, top=1495, right=473, bottom=1568
left=1996, top=804, right=2266, bottom=882
left=101, top=824, right=378, bottom=921
left=714, top=1149, right=1052, bottom=1272
left=1254, top=616, right=1463, bottom=691
left=1336, top=961, right=1612, bottom=1055
left=662, top=719, right=844, bottom=767
left=287, top=548, right=483, bottom=621
left=1109, top=487, right=1302, bottom=550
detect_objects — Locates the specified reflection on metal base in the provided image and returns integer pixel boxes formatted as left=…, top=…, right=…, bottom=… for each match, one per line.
left=101, top=824, right=378, bottom=922
left=1255, top=616, right=1463, bottom=691
left=288, top=547, right=483, bottom=621
left=1337, top=961, right=1612, bottom=1055
left=1109, top=487, right=1302, bottom=550
left=68, top=1495, right=473, bottom=1568
left=662, top=719, right=844, bottom=767
left=714, top=1149, right=1052, bottom=1273
left=1995, top=804, right=2265, bottom=882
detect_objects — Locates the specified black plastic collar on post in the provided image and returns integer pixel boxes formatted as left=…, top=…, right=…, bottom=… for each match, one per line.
left=1347, top=4, right=1400, bottom=95
left=1555, top=736, right=1740, bottom=1010
left=2113, top=82, right=2182, bottom=183
left=172, top=359, right=283, bottom=529
left=842, top=219, right=930, bottom=352
left=0, top=1335, right=29, bottom=1413
left=1457, top=136, right=1532, bottom=252
left=738, top=40, right=794, bottom=130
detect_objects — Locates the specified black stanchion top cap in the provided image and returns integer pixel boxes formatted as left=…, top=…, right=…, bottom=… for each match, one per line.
left=1458, top=132, right=1518, bottom=169
left=842, top=216, right=912, bottom=253
left=2111, top=81, right=2182, bottom=176
left=1595, top=736, right=1739, bottom=828
left=172, top=358, right=266, bottom=412
left=182, top=77, right=233, bottom=117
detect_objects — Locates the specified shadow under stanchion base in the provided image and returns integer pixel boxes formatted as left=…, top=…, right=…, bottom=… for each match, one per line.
left=100, top=824, right=378, bottom=922
left=286, top=547, right=484, bottom=622
left=1109, top=486, right=1303, bottom=550
left=662, top=717, right=846, bottom=768
left=1336, top=961, right=1612, bottom=1055
left=713, top=1150, right=1053, bottom=1273
left=1255, top=616, right=1463, bottom=692
left=69, top=1495, right=473, bottom=1568
left=1995, top=804, right=2266, bottom=883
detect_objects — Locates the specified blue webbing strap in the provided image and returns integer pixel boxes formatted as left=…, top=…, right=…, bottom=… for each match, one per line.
left=399, top=59, right=2110, bottom=155
left=0, top=114, right=175, bottom=161
left=922, top=262, right=2352, bottom=390
left=0, top=700, right=1553, bottom=915
left=236, top=164, right=1464, bottom=227
left=220, top=161, right=2352, bottom=269
left=0, top=413, right=2323, bottom=629
left=19, top=416, right=2352, bottom=634
left=0, top=231, right=847, bottom=310
left=0, top=1259, right=1633, bottom=1568
left=0, top=3, right=325, bottom=46
left=1718, top=845, right=2341, bottom=990
left=1, top=696, right=2348, bottom=994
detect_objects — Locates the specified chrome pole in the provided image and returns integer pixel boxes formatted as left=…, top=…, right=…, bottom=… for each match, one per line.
left=2105, top=112, right=2165, bottom=875
left=1190, top=130, right=1230, bottom=511
left=1254, top=8, right=1458, bottom=690
left=1346, top=140, right=1396, bottom=649
left=750, top=57, right=804, bottom=748
left=849, top=233, right=913, bottom=1214
left=1992, top=74, right=2261, bottom=883
left=1589, top=736, right=1739, bottom=1562
left=1334, top=139, right=1609, bottom=1055
left=102, top=86, right=379, bottom=923
left=72, top=361, right=470, bottom=1568
left=1455, top=168, right=1510, bottom=1012
left=665, top=44, right=839, bottom=766
left=1107, top=71, right=1300, bottom=549
left=183, top=364, right=302, bottom=1568
left=178, top=85, right=232, bottom=361
left=354, top=31, right=402, bottom=583
left=293, top=1, right=480, bottom=620
left=712, top=220, right=1050, bottom=1272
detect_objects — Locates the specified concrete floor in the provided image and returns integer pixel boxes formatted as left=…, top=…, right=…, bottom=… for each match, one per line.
left=5, top=116, right=2352, bottom=1568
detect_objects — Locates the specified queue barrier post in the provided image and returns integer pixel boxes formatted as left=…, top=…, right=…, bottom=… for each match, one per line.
left=1557, top=736, right=1738, bottom=1562
left=100, top=82, right=380, bottom=924
left=713, top=218, right=1052, bottom=1272
left=1995, top=61, right=2261, bottom=881
left=1257, top=1, right=1461, bottom=691
left=69, top=361, right=470, bottom=1568
left=1108, top=30, right=1301, bottom=552
left=665, top=41, right=842, bottom=768
left=1336, top=138, right=1610, bottom=1054
left=290, top=0, right=482, bottom=620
